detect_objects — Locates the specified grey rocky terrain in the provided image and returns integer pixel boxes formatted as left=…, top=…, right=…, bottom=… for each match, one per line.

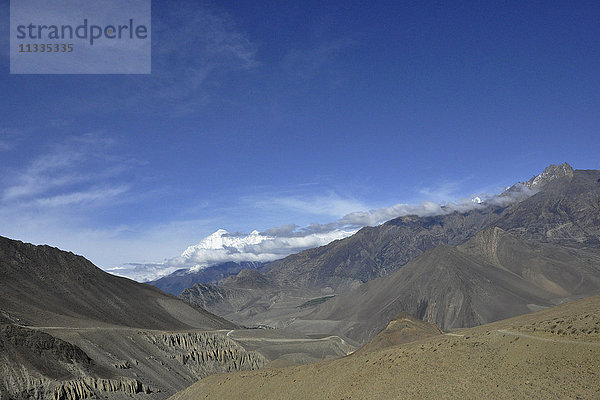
left=0, top=236, right=351, bottom=400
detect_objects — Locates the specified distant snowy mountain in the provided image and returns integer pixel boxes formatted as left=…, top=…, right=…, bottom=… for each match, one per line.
left=108, top=228, right=355, bottom=282
left=180, top=229, right=270, bottom=268
left=178, top=228, right=354, bottom=271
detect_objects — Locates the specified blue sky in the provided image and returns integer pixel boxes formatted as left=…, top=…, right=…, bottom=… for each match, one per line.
left=1, top=0, right=599, bottom=277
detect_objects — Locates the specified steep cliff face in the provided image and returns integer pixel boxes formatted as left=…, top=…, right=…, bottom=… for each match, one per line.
left=144, top=331, right=267, bottom=377
left=52, top=378, right=154, bottom=400
left=0, top=324, right=156, bottom=400
left=0, top=325, right=268, bottom=400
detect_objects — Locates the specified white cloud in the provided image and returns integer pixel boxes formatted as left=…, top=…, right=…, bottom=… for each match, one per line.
left=338, top=201, right=447, bottom=226
left=3, top=154, right=86, bottom=201
left=33, top=186, right=129, bottom=208
left=173, top=227, right=356, bottom=272
left=336, top=184, right=537, bottom=227
left=1, top=132, right=134, bottom=207
left=111, top=228, right=357, bottom=282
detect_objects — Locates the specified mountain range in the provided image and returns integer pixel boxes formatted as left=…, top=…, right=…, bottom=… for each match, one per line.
left=301, top=227, right=600, bottom=343
left=263, top=163, right=598, bottom=291
left=148, top=261, right=266, bottom=296
left=179, top=163, right=600, bottom=343
left=3, top=162, right=600, bottom=399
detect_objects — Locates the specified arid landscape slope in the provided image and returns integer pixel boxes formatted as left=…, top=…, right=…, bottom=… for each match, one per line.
left=0, top=236, right=233, bottom=330
left=0, top=237, right=353, bottom=400
left=170, top=293, right=600, bottom=400
left=301, top=227, right=600, bottom=343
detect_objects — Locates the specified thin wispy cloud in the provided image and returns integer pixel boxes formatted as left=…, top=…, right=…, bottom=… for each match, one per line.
left=1, top=131, right=537, bottom=283
left=3, top=153, right=86, bottom=201
left=283, top=38, right=354, bottom=82
left=0, top=128, right=29, bottom=152
left=1, top=132, right=129, bottom=205
left=128, top=0, right=259, bottom=114
left=253, top=193, right=370, bottom=218
left=33, top=186, right=129, bottom=208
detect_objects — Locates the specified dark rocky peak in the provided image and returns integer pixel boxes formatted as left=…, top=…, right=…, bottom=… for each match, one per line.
left=523, top=162, right=574, bottom=189
left=501, top=162, right=574, bottom=200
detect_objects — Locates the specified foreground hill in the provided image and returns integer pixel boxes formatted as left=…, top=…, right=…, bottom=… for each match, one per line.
left=0, top=235, right=233, bottom=330
left=170, top=293, right=600, bottom=400
left=302, top=228, right=600, bottom=343
left=357, top=313, right=443, bottom=353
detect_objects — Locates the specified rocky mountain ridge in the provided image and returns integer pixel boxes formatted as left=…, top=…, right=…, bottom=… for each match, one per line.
left=148, top=261, right=267, bottom=296
left=302, top=227, right=600, bottom=343
left=179, top=164, right=600, bottom=343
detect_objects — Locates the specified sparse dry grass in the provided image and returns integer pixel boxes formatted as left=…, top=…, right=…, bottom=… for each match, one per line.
left=170, top=294, right=600, bottom=400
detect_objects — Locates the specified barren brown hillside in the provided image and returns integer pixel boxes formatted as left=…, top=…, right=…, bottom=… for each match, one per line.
left=170, top=293, right=600, bottom=400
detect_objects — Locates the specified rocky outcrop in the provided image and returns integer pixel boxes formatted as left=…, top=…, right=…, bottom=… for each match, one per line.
left=52, top=378, right=154, bottom=400
left=0, top=324, right=156, bottom=400
left=524, top=162, right=574, bottom=189
left=3, top=376, right=154, bottom=400
left=145, top=331, right=266, bottom=377
left=0, top=325, right=267, bottom=400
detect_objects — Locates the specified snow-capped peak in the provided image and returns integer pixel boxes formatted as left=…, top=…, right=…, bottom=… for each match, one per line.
left=181, top=229, right=271, bottom=259
left=175, top=227, right=356, bottom=272
left=471, top=196, right=482, bottom=204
